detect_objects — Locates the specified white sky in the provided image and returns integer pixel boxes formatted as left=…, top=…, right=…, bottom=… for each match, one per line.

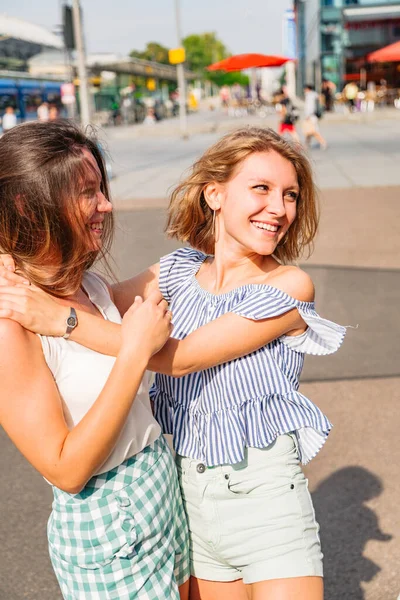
left=3, top=0, right=293, bottom=56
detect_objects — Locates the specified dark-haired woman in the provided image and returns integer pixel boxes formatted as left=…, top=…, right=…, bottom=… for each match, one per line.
left=0, top=121, right=190, bottom=600
left=0, top=126, right=346, bottom=600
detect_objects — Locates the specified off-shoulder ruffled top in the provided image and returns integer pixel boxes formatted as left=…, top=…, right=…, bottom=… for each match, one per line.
left=150, top=247, right=346, bottom=466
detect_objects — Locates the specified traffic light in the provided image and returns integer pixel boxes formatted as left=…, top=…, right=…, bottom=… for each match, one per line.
left=63, top=4, right=75, bottom=50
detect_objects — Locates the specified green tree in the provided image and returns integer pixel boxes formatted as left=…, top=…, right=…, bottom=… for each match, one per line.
left=182, top=32, right=229, bottom=74
left=130, top=42, right=169, bottom=64
left=208, top=71, right=249, bottom=88
left=129, top=34, right=246, bottom=87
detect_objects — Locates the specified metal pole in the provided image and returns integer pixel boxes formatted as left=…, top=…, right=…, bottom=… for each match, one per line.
left=72, top=0, right=91, bottom=127
left=174, top=0, right=188, bottom=139
left=66, top=49, right=76, bottom=120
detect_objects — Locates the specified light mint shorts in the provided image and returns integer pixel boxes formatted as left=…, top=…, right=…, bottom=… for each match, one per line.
left=176, top=433, right=323, bottom=584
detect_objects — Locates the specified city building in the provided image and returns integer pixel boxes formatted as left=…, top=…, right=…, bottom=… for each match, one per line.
left=294, top=0, right=400, bottom=92
left=0, top=14, right=196, bottom=122
left=0, top=14, right=62, bottom=71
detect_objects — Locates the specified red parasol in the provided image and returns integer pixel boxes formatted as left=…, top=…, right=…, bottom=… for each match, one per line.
left=368, top=41, right=400, bottom=63
left=206, top=53, right=292, bottom=72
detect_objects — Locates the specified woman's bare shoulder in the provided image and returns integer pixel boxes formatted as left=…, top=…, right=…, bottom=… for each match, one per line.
left=266, top=265, right=315, bottom=303
left=0, top=319, right=40, bottom=355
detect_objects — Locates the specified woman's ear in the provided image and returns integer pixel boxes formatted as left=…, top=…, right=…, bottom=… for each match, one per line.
left=203, top=182, right=222, bottom=211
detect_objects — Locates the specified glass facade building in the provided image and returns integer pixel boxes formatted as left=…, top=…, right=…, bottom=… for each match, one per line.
left=294, top=0, right=400, bottom=91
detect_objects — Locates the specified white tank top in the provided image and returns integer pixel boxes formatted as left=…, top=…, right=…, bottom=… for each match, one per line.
left=38, top=272, right=161, bottom=476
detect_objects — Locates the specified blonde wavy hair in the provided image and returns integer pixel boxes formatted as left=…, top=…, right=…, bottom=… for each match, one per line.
left=167, top=127, right=319, bottom=263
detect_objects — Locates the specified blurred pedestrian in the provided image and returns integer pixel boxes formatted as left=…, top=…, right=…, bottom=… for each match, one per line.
left=231, top=82, right=242, bottom=104
left=0, top=120, right=190, bottom=600
left=111, top=100, right=121, bottom=126
left=303, top=84, right=327, bottom=150
left=48, top=105, right=59, bottom=121
left=1, top=106, right=17, bottom=132
left=219, top=85, right=230, bottom=111
left=377, top=79, right=388, bottom=107
left=188, top=91, right=199, bottom=111
left=143, top=107, right=156, bottom=125
left=343, top=82, right=359, bottom=112
left=321, top=78, right=335, bottom=112
left=1, top=127, right=347, bottom=600
left=37, top=101, right=49, bottom=122
left=121, top=96, right=132, bottom=124
left=277, top=87, right=300, bottom=143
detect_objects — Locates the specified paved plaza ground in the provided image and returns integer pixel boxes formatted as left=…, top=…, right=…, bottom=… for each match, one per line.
left=1, top=109, right=399, bottom=600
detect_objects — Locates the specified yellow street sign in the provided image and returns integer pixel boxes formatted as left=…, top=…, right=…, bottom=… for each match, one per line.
left=169, top=47, right=186, bottom=65
left=73, top=77, right=101, bottom=86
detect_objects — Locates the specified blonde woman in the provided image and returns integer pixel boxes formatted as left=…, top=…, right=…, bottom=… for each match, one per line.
left=0, top=127, right=346, bottom=600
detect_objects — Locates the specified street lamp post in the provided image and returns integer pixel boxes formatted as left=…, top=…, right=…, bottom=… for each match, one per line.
left=72, top=0, right=91, bottom=127
left=174, top=0, right=188, bottom=139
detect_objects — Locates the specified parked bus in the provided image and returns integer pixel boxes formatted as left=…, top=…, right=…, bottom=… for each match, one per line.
left=0, top=78, right=65, bottom=122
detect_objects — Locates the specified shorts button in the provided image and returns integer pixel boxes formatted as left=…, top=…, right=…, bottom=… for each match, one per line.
left=196, top=463, right=206, bottom=474
left=224, top=474, right=230, bottom=480
left=290, top=484, right=295, bottom=490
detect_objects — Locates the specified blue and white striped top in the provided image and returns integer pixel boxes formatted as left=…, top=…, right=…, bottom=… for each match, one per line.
left=150, top=247, right=346, bottom=466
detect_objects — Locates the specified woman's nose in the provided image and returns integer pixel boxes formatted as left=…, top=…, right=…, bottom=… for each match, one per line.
left=98, top=192, right=113, bottom=213
left=267, top=191, right=286, bottom=216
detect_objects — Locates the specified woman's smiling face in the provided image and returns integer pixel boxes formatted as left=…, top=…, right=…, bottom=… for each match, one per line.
left=77, top=149, right=113, bottom=251
left=212, top=150, right=299, bottom=257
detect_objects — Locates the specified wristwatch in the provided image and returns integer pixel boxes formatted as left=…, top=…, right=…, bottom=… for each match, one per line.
left=63, top=307, right=78, bottom=340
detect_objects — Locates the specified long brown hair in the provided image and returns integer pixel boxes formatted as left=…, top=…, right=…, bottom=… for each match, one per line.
left=167, top=127, right=319, bottom=262
left=0, top=120, right=114, bottom=296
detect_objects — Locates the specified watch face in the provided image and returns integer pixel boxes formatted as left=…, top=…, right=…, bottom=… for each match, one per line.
left=67, top=316, right=77, bottom=327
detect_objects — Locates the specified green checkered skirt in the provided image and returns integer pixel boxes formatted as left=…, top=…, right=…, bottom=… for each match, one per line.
left=48, top=435, right=190, bottom=599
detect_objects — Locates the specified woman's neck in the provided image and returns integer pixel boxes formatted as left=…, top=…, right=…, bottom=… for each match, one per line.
left=201, top=242, right=277, bottom=295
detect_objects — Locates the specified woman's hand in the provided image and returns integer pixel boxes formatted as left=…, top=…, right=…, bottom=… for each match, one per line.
left=120, top=290, right=172, bottom=359
left=0, top=284, right=69, bottom=336
left=0, top=254, right=30, bottom=286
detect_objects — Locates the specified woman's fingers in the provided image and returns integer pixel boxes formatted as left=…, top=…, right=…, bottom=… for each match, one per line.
left=0, top=266, right=29, bottom=286
left=0, top=290, right=29, bottom=304
left=0, top=285, right=66, bottom=335
left=0, top=287, right=35, bottom=304
left=159, top=298, right=169, bottom=312
left=147, top=289, right=164, bottom=305
left=0, top=284, right=42, bottom=297
left=0, top=254, right=16, bottom=271
left=0, top=285, right=29, bottom=294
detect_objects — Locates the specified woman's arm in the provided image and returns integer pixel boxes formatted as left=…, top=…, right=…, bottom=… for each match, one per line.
left=149, top=307, right=303, bottom=376
left=0, top=284, right=123, bottom=355
left=111, top=263, right=160, bottom=315
left=0, top=292, right=171, bottom=494
left=0, top=260, right=160, bottom=355
left=150, top=267, right=314, bottom=375
left=0, top=253, right=159, bottom=317
left=0, top=268, right=313, bottom=376
left=0, top=255, right=160, bottom=314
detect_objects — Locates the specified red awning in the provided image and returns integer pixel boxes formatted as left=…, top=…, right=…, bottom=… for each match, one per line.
left=206, top=53, right=292, bottom=72
left=368, top=41, right=400, bottom=63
